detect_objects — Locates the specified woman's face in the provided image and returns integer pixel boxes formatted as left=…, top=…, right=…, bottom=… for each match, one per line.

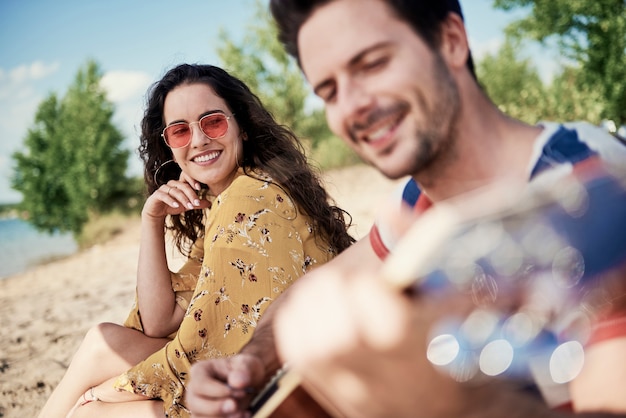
left=163, top=82, right=244, bottom=195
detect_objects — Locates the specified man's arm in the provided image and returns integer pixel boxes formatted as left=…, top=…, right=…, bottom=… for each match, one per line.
left=271, top=190, right=626, bottom=418
left=187, top=237, right=383, bottom=417
left=570, top=265, right=626, bottom=413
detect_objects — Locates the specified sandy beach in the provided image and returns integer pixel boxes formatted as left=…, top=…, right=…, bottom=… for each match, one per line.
left=0, top=164, right=403, bottom=418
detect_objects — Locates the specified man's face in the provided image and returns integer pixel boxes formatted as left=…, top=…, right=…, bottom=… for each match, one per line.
left=298, top=0, right=461, bottom=180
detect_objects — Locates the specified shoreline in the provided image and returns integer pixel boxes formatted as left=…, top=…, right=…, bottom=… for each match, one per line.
left=0, top=218, right=79, bottom=280
left=0, top=250, right=79, bottom=282
left=0, top=164, right=404, bottom=417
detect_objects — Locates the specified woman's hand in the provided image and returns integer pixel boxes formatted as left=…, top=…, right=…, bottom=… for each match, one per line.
left=142, top=174, right=211, bottom=220
left=65, top=387, right=97, bottom=418
left=65, top=380, right=153, bottom=418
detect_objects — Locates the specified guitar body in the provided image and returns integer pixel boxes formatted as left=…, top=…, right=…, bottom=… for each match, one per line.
left=250, top=368, right=337, bottom=418
left=268, top=385, right=334, bottom=418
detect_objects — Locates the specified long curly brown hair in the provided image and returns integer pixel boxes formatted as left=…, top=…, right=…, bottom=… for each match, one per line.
left=138, top=63, right=355, bottom=256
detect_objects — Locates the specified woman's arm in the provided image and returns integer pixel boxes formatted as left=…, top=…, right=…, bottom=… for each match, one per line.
left=136, top=179, right=210, bottom=337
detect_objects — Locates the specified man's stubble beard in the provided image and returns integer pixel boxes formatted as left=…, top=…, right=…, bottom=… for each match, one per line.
left=405, top=53, right=461, bottom=185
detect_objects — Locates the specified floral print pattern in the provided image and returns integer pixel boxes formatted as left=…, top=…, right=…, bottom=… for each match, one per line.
left=115, top=170, right=335, bottom=417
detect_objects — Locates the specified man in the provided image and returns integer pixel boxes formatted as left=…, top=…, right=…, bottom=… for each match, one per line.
left=187, top=1, right=626, bottom=416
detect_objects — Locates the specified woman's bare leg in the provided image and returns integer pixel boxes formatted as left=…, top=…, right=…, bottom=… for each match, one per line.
left=70, top=399, right=165, bottom=418
left=38, top=322, right=169, bottom=418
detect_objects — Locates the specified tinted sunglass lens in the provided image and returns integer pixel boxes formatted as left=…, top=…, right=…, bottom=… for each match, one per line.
left=200, top=114, right=228, bottom=138
left=164, top=124, right=191, bottom=148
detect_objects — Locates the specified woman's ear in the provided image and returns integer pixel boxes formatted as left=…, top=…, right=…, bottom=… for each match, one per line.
left=241, top=132, right=248, bottom=141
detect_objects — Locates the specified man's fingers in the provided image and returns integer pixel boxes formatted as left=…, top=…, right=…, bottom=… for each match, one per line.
left=188, top=358, right=261, bottom=417
left=189, top=362, right=231, bottom=397
left=188, top=363, right=238, bottom=417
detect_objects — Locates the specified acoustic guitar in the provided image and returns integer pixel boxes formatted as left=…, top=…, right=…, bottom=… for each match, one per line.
left=249, top=164, right=626, bottom=417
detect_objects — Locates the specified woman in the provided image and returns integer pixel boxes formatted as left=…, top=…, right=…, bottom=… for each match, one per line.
left=38, top=64, right=354, bottom=417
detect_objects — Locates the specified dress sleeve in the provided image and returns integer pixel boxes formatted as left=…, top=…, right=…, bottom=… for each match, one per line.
left=114, top=176, right=324, bottom=416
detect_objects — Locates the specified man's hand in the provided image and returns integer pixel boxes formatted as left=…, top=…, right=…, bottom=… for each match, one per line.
left=188, top=354, right=265, bottom=418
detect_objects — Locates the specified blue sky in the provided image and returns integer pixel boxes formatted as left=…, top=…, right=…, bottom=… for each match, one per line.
left=0, top=0, right=545, bottom=204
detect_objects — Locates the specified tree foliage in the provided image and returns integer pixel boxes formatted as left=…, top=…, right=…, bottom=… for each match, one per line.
left=11, top=60, right=131, bottom=236
left=478, top=38, right=546, bottom=124
left=542, top=66, right=607, bottom=123
left=215, top=0, right=331, bottom=147
left=477, top=37, right=607, bottom=124
left=493, top=0, right=626, bottom=125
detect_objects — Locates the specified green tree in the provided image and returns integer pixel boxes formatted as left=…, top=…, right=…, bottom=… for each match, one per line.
left=11, top=60, right=131, bottom=236
left=478, top=37, right=547, bottom=124
left=477, top=37, right=606, bottom=124
left=216, top=0, right=331, bottom=148
left=494, top=0, right=626, bottom=125
left=541, top=66, right=606, bottom=123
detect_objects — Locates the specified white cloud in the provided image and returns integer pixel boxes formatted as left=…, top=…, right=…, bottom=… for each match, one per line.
left=0, top=61, right=60, bottom=85
left=0, top=63, right=55, bottom=153
left=0, top=62, right=59, bottom=101
left=28, top=61, right=60, bottom=80
left=100, top=70, right=152, bottom=103
left=99, top=70, right=154, bottom=178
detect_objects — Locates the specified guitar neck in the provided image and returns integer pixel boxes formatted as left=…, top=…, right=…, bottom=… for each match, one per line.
left=379, top=165, right=626, bottom=403
left=250, top=367, right=341, bottom=418
left=383, top=166, right=626, bottom=293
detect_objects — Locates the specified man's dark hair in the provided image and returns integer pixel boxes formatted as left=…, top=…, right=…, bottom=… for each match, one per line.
left=270, top=0, right=476, bottom=79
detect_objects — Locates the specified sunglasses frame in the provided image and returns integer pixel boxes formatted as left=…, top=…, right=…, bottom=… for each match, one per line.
left=161, top=112, right=233, bottom=148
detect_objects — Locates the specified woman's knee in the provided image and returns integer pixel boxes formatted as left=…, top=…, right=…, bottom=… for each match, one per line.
left=78, top=322, right=127, bottom=358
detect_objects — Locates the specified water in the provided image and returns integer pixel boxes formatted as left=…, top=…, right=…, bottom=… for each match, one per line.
left=0, top=218, right=78, bottom=279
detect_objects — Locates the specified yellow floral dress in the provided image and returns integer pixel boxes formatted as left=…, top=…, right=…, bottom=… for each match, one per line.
left=115, top=170, right=336, bottom=417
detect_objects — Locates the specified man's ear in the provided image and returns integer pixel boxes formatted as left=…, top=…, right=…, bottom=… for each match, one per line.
left=439, top=12, right=470, bottom=71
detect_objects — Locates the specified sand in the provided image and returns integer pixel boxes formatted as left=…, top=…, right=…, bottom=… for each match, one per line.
left=0, top=164, right=403, bottom=418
